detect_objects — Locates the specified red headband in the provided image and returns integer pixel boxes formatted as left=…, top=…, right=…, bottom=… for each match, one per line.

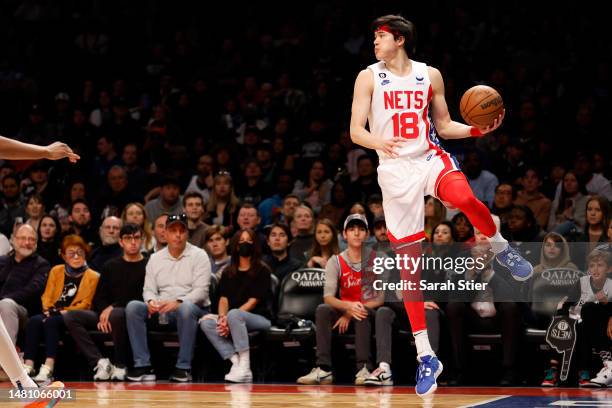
left=374, top=25, right=398, bottom=36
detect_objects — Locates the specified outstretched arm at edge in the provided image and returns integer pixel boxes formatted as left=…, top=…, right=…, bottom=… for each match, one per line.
left=0, top=136, right=80, bottom=162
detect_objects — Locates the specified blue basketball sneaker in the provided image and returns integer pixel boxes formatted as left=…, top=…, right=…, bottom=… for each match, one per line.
left=416, top=355, right=443, bottom=397
left=496, top=245, right=533, bottom=281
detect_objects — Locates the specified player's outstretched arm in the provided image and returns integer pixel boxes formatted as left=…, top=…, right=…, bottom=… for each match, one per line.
left=428, top=67, right=503, bottom=139
left=350, top=70, right=406, bottom=157
left=0, top=136, right=80, bottom=162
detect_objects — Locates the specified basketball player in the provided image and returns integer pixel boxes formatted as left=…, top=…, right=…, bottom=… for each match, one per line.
left=350, top=15, right=533, bottom=396
left=0, top=135, right=79, bottom=407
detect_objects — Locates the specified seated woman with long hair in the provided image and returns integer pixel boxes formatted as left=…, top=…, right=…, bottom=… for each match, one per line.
left=22, top=235, right=100, bottom=383
left=36, top=214, right=62, bottom=266
left=199, top=228, right=271, bottom=383
left=121, top=202, right=154, bottom=252
left=306, top=218, right=340, bottom=268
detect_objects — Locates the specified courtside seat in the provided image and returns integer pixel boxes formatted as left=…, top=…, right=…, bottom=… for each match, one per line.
left=267, top=268, right=325, bottom=342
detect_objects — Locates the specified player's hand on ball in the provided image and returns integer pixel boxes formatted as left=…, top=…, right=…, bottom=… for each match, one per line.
left=46, top=141, right=80, bottom=163
left=380, top=137, right=407, bottom=158
left=477, top=109, right=505, bottom=135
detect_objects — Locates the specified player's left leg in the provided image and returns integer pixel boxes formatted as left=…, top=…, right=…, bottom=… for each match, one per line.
left=436, top=171, right=533, bottom=280
left=1, top=316, right=64, bottom=408
left=0, top=315, right=37, bottom=389
left=379, top=159, right=443, bottom=396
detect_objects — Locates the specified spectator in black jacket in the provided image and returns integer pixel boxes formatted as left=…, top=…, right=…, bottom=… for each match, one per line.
left=0, top=224, right=50, bottom=346
left=264, top=223, right=302, bottom=281
left=63, top=223, right=147, bottom=381
left=88, top=216, right=123, bottom=271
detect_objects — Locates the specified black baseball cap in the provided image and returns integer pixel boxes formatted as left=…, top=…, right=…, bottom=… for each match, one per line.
left=166, top=213, right=187, bottom=228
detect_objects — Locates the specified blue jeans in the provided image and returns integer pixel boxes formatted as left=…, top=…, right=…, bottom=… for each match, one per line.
left=126, top=300, right=207, bottom=370
left=200, top=309, right=271, bottom=360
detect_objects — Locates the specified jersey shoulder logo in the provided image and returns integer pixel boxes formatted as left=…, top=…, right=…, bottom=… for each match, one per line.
left=416, top=75, right=424, bottom=84
left=379, top=72, right=387, bottom=78
left=381, top=79, right=391, bottom=86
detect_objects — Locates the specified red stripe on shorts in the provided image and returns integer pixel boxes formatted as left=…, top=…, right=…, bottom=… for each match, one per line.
left=387, top=230, right=426, bottom=243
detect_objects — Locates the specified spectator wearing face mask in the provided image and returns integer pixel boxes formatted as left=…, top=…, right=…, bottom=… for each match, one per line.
left=199, top=228, right=272, bottom=383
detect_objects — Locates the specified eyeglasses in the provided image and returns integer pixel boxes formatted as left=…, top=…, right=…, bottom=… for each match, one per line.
left=217, top=170, right=231, bottom=177
left=65, top=250, right=85, bottom=258
left=122, top=235, right=142, bottom=242
left=15, top=236, right=36, bottom=243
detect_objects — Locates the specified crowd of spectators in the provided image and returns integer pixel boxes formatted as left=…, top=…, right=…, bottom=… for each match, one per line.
left=0, top=0, right=610, bottom=387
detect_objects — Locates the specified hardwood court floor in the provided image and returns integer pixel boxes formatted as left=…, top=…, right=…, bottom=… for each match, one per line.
left=2, top=383, right=612, bottom=407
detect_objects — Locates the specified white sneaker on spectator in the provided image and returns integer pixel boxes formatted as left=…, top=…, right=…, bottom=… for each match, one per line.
left=354, top=365, right=371, bottom=386
left=111, top=366, right=126, bottom=381
left=33, top=364, right=53, bottom=384
left=23, top=363, right=35, bottom=376
left=364, top=363, right=393, bottom=386
left=225, top=365, right=253, bottom=383
left=297, top=367, right=333, bottom=385
left=590, top=361, right=612, bottom=387
left=93, top=358, right=112, bottom=381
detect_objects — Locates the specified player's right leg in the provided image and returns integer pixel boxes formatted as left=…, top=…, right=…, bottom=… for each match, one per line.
left=436, top=170, right=533, bottom=280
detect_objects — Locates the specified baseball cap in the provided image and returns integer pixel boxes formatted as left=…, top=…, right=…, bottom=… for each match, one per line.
left=166, top=213, right=187, bottom=228
left=343, top=213, right=368, bottom=231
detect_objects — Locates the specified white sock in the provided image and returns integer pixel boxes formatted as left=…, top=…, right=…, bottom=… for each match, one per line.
left=414, top=330, right=435, bottom=358
left=238, top=350, right=250, bottom=370
left=230, top=353, right=239, bottom=366
left=487, top=231, right=508, bottom=254
left=379, top=362, right=391, bottom=373
left=0, top=316, right=37, bottom=388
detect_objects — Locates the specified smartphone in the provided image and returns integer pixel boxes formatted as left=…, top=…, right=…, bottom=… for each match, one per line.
left=14, top=216, right=23, bottom=226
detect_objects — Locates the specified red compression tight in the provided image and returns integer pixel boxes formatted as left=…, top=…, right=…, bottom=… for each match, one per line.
left=396, top=172, right=496, bottom=334
left=437, top=171, right=496, bottom=237
left=395, top=241, right=426, bottom=333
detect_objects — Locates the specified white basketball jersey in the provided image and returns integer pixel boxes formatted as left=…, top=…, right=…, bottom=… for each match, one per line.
left=367, top=60, right=443, bottom=161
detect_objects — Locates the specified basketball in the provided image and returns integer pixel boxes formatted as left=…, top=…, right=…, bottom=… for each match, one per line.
left=460, top=85, right=504, bottom=128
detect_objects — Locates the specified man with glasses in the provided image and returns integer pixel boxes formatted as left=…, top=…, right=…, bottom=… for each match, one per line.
left=89, top=216, right=123, bottom=271
left=126, top=213, right=211, bottom=382
left=63, top=223, right=148, bottom=381
left=0, top=225, right=50, bottom=354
